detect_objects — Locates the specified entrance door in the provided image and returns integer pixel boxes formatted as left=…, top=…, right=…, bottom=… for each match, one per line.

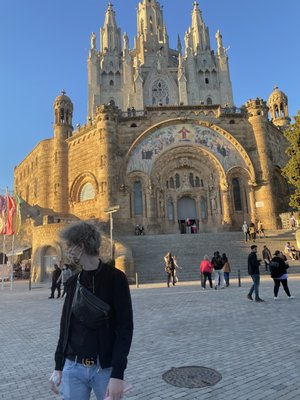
left=177, top=197, right=198, bottom=233
left=42, top=246, right=59, bottom=282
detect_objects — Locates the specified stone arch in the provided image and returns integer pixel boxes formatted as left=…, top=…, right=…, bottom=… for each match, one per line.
left=69, top=172, right=99, bottom=203
left=122, top=118, right=255, bottom=183
left=32, top=243, right=61, bottom=282
left=226, top=166, right=253, bottom=227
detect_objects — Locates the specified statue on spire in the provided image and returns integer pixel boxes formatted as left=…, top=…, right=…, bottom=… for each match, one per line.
left=90, top=32, right=96, bottom=49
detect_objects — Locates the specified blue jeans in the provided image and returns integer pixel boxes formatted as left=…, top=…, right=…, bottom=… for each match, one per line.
left=61, top=358, right=112, bottom=400
left=249, top=274, right=260, bottom=299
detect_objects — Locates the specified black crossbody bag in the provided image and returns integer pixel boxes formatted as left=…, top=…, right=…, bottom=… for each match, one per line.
left=72, top=274, right=111, bottom=329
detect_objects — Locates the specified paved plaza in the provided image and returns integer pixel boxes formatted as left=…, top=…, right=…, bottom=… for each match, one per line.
left=0, top=275, right=300, bottom=400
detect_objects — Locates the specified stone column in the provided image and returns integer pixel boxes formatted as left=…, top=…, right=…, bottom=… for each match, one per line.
left=221, top=188, right=232, bottom=225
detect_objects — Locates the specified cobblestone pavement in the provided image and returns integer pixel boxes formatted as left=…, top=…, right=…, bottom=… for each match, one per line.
left=0, top=275, right=300, bottom=400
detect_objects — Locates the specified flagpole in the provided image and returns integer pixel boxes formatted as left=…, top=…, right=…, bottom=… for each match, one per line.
left=1, top=235, right=5, bottom=289
left=10, top=234, right=15, bottom=291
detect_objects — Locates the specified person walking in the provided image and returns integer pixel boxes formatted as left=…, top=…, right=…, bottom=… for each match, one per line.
left=199, top=255, right=213, bottom=289
left=242, top=221, right=249, bottom=242
left=49, top=264, right=61, bottom=299
left=52, top=221, right=133, bottom=400
left=57, top=264, right=72, bottom=298
left=262, top=245, right=272, bottom=272
left=249, top=222, right=256, bottom=242
left=247, top=245, right=264, bottom=302
left=257, top=220, right=265, bottom=238
left=164, top=252, right=176, bottom=287
left=270, top=250, right=294, bottom=300
left=211, top=251, right=225, bottom=290
left=222, top=253, right=231, bottom=287
left=173, top=255, right=182, bottom=283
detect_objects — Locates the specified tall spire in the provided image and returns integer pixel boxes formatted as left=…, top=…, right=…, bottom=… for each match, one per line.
left=136, top=0, right=167, bottom=54
left=100, top=3, right=121, bottom=53
left=189, top=1, right=210, bottom=52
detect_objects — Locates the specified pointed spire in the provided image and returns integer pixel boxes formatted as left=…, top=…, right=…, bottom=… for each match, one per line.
left=189, top=1, right=210, bottom=52
left=123, top=32, right=129, bottom=50
left=177, top=35, right=182, bottom=55
left=100, top=2, right=121, bottom=53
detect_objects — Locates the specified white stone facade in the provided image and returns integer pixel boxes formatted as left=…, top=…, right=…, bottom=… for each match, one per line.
left=88, top=1, right=234, bottom=118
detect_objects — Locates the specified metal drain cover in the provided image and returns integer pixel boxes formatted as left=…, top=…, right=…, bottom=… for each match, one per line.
left=162, top=366, right=222, bottom=388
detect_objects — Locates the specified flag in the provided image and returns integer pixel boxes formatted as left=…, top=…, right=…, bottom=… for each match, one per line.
left=14, top=194, right=22, bottom=235
left=0, top=195, right=6, bottom=235
left=6, top=196, right=16, bottom=236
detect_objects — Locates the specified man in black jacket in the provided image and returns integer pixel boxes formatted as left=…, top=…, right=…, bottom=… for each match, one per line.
left=49, top=264, right=61, bottom=299
left=52, top=221, right=133, bottom=400
left=247, top=245, right=264, bottom=302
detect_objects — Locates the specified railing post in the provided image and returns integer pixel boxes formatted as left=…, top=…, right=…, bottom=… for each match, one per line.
left=135, top=272, right=139, bottom=288
left=238, top=269, right=241, bottom=287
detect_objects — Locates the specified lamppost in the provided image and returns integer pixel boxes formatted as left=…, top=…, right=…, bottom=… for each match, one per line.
left=103, top=205, right=120, bottom=260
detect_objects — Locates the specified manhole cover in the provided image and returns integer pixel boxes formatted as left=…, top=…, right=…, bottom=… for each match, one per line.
left=162, top=366, right=222, bottom=388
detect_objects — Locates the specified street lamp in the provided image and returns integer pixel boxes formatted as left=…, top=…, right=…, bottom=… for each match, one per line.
left=103, top=205, right=120, bottom=260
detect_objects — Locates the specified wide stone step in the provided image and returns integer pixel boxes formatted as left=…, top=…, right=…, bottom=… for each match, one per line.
left=118, top=230, right=300, bottom=284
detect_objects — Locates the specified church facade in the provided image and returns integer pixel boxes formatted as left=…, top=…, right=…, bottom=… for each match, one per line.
left=14, top=1, right=291, bottom=279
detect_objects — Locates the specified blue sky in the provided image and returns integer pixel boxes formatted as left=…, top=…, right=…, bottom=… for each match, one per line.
left=1, top=0, right=299, bottom=192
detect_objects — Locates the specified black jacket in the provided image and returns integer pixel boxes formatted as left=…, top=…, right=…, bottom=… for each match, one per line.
left=54, top=261, right=133, bottom=380
left=270, top=256, right=289, bottom=278
left=248, top=252, right=260, bottom=275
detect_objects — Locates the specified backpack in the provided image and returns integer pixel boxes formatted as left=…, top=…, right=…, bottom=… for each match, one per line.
left=269, top=261, right=282, bottom=278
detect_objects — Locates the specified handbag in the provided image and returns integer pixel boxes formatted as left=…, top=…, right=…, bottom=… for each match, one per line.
left=72, top=274, right=111, bottom=329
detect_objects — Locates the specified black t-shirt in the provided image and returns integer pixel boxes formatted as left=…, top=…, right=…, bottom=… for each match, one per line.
left=66, top=268, right=100, bottom=358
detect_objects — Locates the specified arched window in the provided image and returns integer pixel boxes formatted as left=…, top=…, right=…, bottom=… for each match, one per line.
left=175, top=174, right=180, bottom=188
left=134, top=181, right=143, bottom=215
left=206, top=97, right=212, bottom=105
left=152, top=79, right=169, bottom=106
left=195, top=176, right=200, bottom=187
left=80, top=183, right=95, bottom=202
left=170, top=177, right=174, bottom=188
left=167, top=199, right=174, bottom=221
left=232, top=178, right=242, bottom=211
left=109, top=80, right=114, bottom=86
left=189, top=173, right=194, bottom=187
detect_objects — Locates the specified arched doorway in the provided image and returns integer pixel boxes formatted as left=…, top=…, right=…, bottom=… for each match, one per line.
left=42, top=246, right=59, bottom=281
left=177, top=197, right=198, bottom=233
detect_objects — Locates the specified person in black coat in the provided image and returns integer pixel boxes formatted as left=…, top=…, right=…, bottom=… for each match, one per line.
left=247, top=245, right=264, bottom=302
left=51, top=221, right=133, bottom=400
left=49, top=264, right=61, bottom=299
left=270, top=250, right=294, bottom=300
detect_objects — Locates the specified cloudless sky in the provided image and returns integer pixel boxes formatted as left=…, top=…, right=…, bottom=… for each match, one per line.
left=0, top=0, right=299, bottom=192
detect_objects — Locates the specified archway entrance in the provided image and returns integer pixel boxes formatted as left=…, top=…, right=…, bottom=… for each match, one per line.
left=42, top=246, right=59, bottom=281
left=177, top=197, right=198, bottom=233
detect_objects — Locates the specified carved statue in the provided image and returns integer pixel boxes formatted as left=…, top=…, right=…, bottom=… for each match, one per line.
left=90, top=32, right=96, bottom=49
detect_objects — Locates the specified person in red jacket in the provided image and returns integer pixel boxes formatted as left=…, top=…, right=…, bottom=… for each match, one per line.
left=200, top=255, right=213, bottom=289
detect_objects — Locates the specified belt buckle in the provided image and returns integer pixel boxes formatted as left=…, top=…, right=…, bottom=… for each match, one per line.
left=82, top=358, right=95, bottom=368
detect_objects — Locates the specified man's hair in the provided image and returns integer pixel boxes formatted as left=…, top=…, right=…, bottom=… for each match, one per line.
left=59, top=221, right=101, bottom=256
left=251, top=245, right=257, bottom=250
left=203, top=254, right=210, bottom=260
left=274, top=250, right=280, bottom=256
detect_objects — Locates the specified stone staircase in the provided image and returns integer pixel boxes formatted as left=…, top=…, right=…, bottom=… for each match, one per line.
left=118, top=230, right=300, bottom=284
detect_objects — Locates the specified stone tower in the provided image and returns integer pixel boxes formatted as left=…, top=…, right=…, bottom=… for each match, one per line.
left=245, top=98, right=278, bottom=228
left=87, top=1, right=234, bottom=118
left=53, top=90, right=73, bottom=213
left=268, top=86, right=291, bottom=129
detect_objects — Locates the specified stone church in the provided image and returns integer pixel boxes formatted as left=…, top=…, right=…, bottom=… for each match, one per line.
left=14, top=0, right=291, bottom=280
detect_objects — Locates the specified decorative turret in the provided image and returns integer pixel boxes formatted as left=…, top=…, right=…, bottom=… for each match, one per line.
left=53, top=90, right=72, bottom=213
left=268, top=86, right=290, bottom=129
left=53, top=90, right=73, bottom=138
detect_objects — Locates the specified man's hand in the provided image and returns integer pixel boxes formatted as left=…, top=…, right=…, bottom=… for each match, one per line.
left=105, top=378, right=124, bottom=400
left=53, top=370, right=62, bottom=386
